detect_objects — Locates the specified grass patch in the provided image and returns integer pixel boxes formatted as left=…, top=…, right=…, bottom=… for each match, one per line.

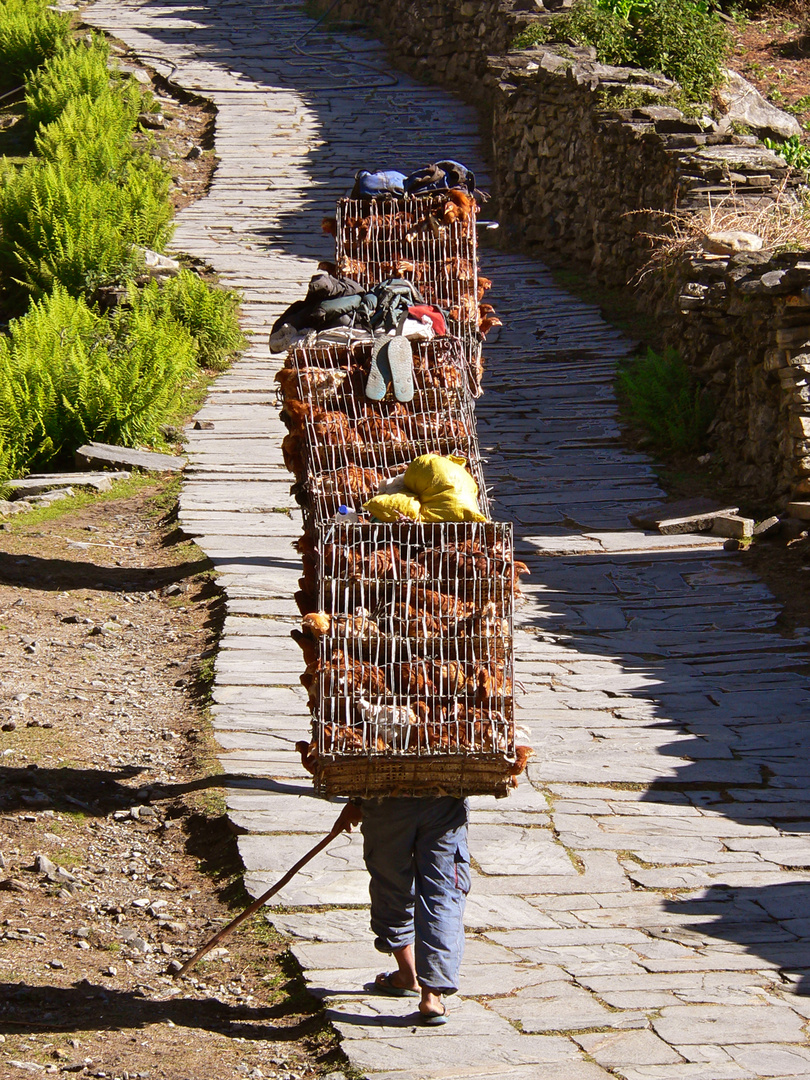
left=616, top=346, right=714, bottom=454
left=634, top=184, right=810, bottom=276
left=1, top=473, right=171, bottom=529
left=512, top=0, right=730, bottom=100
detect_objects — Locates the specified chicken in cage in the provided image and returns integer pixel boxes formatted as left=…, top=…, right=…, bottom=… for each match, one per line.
left=276, top=338, right=488, bottom=528
left=290, top=521, right=531, bottom=799
left=279, top=336, right=472, bottom=395
left=331, top=195, right=498, bottom=391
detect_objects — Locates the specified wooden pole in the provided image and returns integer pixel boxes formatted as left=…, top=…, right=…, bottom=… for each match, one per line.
left=174, top=815, right=346, bottom=978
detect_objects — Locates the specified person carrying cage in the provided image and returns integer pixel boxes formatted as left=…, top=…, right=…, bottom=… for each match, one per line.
left=336, top=794, right=470, bottom=1026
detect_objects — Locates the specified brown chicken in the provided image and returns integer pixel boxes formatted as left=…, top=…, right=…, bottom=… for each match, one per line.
left=355, top=415, right=409, bottom=446
left=325, top=542, right=403, bottom=581
left=447, top=296, right=479, bottom=325
left=274, top=366, right=349, bottom=405
left=337, top=256, right=366, bottom=280
left=322, top=722, right=367, bottom=753
left=282, top=399, right=361, bottom=446
left=290, top=628, right=318, bottom=666
left=441, top=190, right=477, bottom=226
left=294, top=588, right=317, bottom=616
left=394, top=586, right=477, bottom=619
left=281, top=432, right=306, bottom=478
left=311, top=464, right=385, bottom=508
left=311, top=652, right=389, bottom=703
left=417, top=547, right=529, bottom=591
left=510, top=745, right=535, bottom=786
left=460, top=601, right=509, bottom=641
left=295, top=739, right=318, bottom=775
left=386, top=602, right=447, bottom=640
left=474, top=663, right=511, bottom=705
left=300, top=608, right=382, bottom=646
left=480, top=314, right=503, bottom=338
left=399, top=659, right=468, bottom=698
left=301, top=610, right=331, bottom=638
left=409, top=415, right=470, bottom=442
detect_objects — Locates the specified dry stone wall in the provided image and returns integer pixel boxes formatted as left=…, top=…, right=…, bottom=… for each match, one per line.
left=323, top=0, right=810, bottom=502
left=660, top=253, right=810, bottom=498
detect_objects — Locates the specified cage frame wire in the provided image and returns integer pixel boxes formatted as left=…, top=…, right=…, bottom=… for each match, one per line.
left=334, top=194, right=484, bottom=393
left=309, top=520, right=517, bottom=799
left=281, top=337, right=491, bottom=529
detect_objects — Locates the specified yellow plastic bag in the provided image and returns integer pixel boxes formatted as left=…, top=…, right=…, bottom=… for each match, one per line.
left=406, top=454, right=485, bottom=522
left=404, top=454, right=476, bottom=499
left=420, top=490, right=486, bottom=522
left=363, top=491, right=423, bottom=522
left=364, top=455, right=485, bottom=522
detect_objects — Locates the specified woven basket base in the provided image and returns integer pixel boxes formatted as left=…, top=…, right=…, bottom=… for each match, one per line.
left=314, top=754, right=514, bottom=799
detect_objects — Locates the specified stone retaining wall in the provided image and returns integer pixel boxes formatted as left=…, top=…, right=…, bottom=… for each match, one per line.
left=661, top=253, right=810, bottom=498
left=325, top=0, right=810, bottom=502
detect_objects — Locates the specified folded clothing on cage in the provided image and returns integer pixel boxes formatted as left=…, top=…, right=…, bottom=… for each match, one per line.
left=348, top=161, right=480, bottom=200
left=270, top=273, right=448, bottom=353
left=350, top=170, right=407, bottom=199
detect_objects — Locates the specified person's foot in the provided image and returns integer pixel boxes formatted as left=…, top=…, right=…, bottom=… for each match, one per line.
left=419, top=989, right=446, bottom=1024
left=374, top=970, right=419, bottom=997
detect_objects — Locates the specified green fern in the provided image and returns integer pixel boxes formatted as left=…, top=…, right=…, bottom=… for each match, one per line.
left=617, top=347, right=714, bottom=453
left=0, top=286, right=198, bottom=476
left=128, top=270, right=246, bottom=370
left=34, top=89, right=140, bottom=174
left=0, top=153, right=173, bottom=307
left=0, top=0, right=71, bottom=89
left=25, top=33, right=119, bottom=129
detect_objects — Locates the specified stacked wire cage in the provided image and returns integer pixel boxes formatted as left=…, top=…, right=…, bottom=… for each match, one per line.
left=309, top=520, right=518, bottom=797
left=334, top=194, right=484, bottom=394
left=278, top=182, right=522, bottom=798
left=280, top=336, right=488, bottom=531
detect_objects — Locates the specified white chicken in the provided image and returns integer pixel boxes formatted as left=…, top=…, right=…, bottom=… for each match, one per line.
left=356, top=697, right=418, bottom=752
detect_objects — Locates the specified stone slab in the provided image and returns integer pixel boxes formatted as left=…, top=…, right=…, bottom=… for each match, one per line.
left=7, top=471, right=130, bottom=496
left=575, top=1028, right=683, bottom=1067
left=75, top=442, right=185, bottom=472
left=468, top=824, right=577, bottom=877
left=652, top=1005, right=807, bottom=1044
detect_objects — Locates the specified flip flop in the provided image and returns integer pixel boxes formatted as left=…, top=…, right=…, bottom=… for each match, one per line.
left=386, top=335, right=414, bottom=402
left=374, top=972, right=420, bottom=998
left=418, top=1006, right=448, bottom=1026
left=366, top=335, right=391, bottom=401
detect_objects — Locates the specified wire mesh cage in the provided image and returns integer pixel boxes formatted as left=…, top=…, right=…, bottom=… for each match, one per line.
left=334, top=195, right=484, bottom=391
left=278, top=337, right=490, bottom=527
left=303, top=520, right=518, bottom=798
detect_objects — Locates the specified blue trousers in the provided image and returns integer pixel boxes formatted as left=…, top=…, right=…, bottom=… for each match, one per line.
left=360, top=796, right=470, bottom=995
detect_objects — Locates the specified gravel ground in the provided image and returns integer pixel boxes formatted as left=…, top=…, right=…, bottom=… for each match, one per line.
left=0, top=479, right=346, bottom=1080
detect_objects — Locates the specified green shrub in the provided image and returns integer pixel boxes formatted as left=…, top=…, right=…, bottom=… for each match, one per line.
left=0, top=0, right=71, bottom=90
left=34, top=89, right=140, bottom=172
left=128, top=270, right=246, bottom=371
left=616, top=347, right=714, bottom=453
left=513, top=0, right=729, bottom=100
left=25, top=33, right=112, bottom=129
left=763, top=134, right=810, bottom=174
left=0, top=286, right=198, bottom=478
left=0, top=153, right=173, bottom=307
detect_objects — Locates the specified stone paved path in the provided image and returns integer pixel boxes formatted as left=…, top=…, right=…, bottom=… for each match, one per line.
left=85, top=2, right=810, bottom=1076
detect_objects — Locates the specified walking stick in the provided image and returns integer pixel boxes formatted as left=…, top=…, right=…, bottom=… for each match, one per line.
left=173, top=808, right=354, bottom=978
